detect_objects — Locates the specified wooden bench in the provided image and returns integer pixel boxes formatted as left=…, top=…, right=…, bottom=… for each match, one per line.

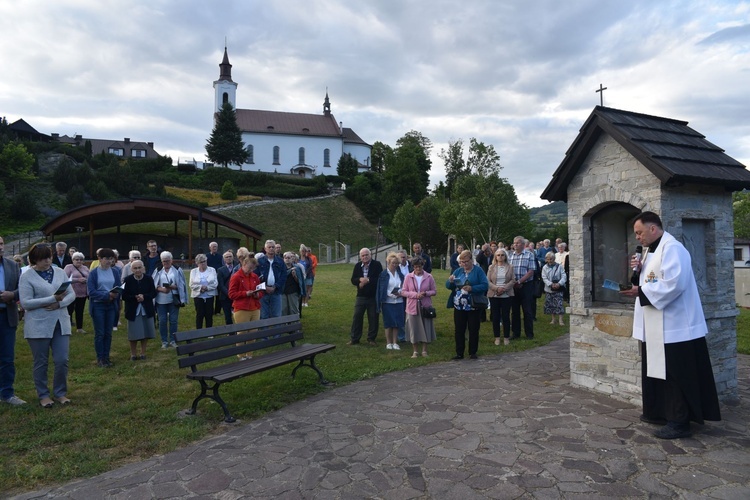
left=175, top=314, right=335, bottom=422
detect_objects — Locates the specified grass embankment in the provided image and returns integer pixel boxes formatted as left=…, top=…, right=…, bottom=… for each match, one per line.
left=164, top=186, right=262, bottom=205
left=1, top=265, right=572, bottom=494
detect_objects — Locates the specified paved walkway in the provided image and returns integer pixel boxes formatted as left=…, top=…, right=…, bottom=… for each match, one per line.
left=15, top=335, right=750, bottom=499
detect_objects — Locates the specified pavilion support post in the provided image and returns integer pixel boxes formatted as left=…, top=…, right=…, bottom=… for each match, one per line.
left=188, top=216, right=193, bottom=264
left=89, top=219, right=95, bottom=259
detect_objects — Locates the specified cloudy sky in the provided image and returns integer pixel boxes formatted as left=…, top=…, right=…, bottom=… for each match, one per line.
left=1, top=0, right=749, bottom=207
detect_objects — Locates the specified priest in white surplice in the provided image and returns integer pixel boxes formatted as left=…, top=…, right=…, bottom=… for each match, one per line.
left=621, top=211, right=721, bottom=439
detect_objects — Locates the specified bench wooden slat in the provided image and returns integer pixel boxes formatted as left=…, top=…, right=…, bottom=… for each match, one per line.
left=176, top=323, right=302, bottom=358
left=175, top=314, right=301, bottom=343
left=187, top=344, right=336, bottom=383
left=178, top=331, right=304, bottom=369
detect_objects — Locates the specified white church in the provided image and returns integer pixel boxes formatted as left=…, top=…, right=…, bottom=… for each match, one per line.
left=212, top=48, right=372, bottom=178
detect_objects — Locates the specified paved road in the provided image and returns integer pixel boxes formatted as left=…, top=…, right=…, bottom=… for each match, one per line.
left=14, top=335, right=750, bottom=499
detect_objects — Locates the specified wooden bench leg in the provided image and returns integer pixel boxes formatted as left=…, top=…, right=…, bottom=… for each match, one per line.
left=291, top=355, right=331, bottom=385
left=188, top=379, right=236, bottom=423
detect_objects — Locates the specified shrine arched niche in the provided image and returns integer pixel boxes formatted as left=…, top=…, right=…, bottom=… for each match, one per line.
left=583, top=202, right=641, bottom=306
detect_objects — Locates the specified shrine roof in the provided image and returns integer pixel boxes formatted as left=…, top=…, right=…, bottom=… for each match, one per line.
left=542, top=106, right=750, bottom=202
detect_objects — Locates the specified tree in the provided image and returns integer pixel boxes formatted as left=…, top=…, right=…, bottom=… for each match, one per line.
left=387, top=200, right=420, bottom=249
left=345, top=171, right=385, bottom=224
left=0, top=142, right=35, bottom=191
left=370, top=141, right=393, bottom=174
left=220, top=180, right=238, bottom=200
left=440, top=172, right=532, bottom=246
left=734, top=191, right=750, bottom=238
left=467, top=138, right=501, bottom=177
left=337, top=153, right=359, bottom=184
left=438, top=138, right=466, bottom=199
left=205, top=102, right=248, bottom=167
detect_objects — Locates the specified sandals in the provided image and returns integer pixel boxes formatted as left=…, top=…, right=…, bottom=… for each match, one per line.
left=494, top=338, right=501, bottom=346
left=411, top=352, right=419, bottom=358
left=422, top=351, right=428, bottom=357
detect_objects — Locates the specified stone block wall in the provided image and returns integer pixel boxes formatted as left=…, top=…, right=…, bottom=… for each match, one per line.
left=566, top=134, right=738, bottom=405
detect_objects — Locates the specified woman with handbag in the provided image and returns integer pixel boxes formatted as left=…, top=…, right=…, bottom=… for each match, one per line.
left=542, top=252, right=567, bottom=326
left=487, top=249, right=516, bottom=346
left=376, top=252, right=405, bottom=350
left=446, top=249, right=489, bottom=360
left=400, top=256, right=437, bottom=358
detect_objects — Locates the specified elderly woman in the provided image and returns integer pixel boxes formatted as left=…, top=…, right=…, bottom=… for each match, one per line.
left=487, top=249, right=516, bottom=346
left=542, top=252, right=567, bottom=326
left=19, top=243, right=75, bottom=407
left=400, top=256, right=437, bottom=358
left=153, top=251, right=188, bottom=348
left=446, top=249, right=489, bottom=360
left=64, top=251, right=89, bottom=334
left=120, top=250, right=142, bottom=283
left=189, top=253, right=219, bottom=329
left=376, top=252, right=405, bottom=351
left=87, top=248, right=121, bottom=367
left=122, top=260, right=156, bottom=360
left=281, top=252, right=305, bottom=316
left=229, top=255, right=263, bottom=324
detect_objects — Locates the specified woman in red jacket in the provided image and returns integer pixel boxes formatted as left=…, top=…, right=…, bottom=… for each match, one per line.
left=228, top=255, right=263, bottom=324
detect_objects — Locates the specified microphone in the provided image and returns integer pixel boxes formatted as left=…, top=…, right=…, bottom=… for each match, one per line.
left=632, top=245, right=643, bottom=272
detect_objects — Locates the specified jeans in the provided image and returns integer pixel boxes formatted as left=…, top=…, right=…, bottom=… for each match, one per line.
left=489, top=297, right=512, bottom=339
left=91, top=301, right=116, bottom=360
left=193, top=297, right=214, bottom=329
left=350, top=296, right=379, bottom=343
left=67, top=296, right=87, bottom=330
left=260, top=293, right=282, bottom=319
left=454, top=309, right=481, bottom=357
left=511, top=283, right=534, bottom=338
left=0, top=310, right=18, bottom=400
left=156, top=302, right=179, bottom=344
left=27, top=322, right=69, bottom=399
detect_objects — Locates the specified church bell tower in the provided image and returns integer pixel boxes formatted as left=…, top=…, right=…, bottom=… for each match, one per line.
left=213, top=46, right=238, bottom=113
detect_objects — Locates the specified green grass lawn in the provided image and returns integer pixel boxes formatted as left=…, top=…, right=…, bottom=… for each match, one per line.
left=1, top=265, right=748, bottom=494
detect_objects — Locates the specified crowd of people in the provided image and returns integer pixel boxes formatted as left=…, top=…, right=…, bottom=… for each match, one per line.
left=0, top=236, right=317, bottom=408
left=347, top=238, right=570, bottom=362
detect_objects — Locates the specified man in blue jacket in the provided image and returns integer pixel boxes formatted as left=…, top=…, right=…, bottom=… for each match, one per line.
left=256, top=240, right=287, bottom=319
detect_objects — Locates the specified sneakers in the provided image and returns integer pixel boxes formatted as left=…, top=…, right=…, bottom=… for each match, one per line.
left=392, top=343, right=400, bottom=350
left=77, top=328, right=87, bottom=334
left=112, top=327, right=118, bottom=332
left=161, top=342, right=168, bottom=349
left=386, top=343, right=393, bottom=350
left=169, top=341, right=177, bottom=348
left=1, top=395, right=27, bottom=406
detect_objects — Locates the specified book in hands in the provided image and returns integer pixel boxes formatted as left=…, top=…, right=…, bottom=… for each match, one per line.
left=55, top=281, right=72, bottom=295
left=254, top=282, right=266, bottom=292
left=603, top=279, right=631, bottom=291
left=109, top=284, right=125, bottom=295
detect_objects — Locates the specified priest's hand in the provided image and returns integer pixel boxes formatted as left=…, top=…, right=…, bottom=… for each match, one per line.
left=619, top=285, right=639, bottom=298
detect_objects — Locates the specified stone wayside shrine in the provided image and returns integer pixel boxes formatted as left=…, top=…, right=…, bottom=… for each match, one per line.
left=542, top=106, right=750, bottom=405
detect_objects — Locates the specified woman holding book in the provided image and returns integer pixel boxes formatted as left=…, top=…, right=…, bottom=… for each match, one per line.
left=122, top=260, right=156, bottom=360
left=87, top=248, right=121, bottom=367
left=19, top=243, right=75, bottom=407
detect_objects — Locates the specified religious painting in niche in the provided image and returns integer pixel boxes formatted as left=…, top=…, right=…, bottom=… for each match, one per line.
left=591, top=203, right=640, bottom=304
left=681, top=219, right=709, bottom=293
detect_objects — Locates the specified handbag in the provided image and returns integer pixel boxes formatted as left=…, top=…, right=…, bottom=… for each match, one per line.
left=421, top=304, right=437, bottom=318
left=172, top=294, right=183, bottom=307
left=469, top=294, right=489, bottom=310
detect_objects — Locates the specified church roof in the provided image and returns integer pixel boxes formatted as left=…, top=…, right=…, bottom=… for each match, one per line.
left=542, top=106, right=750, bottom=202
left=342, top=127, right=368, bottom=145
left=235, top=109, right=343, bottom=138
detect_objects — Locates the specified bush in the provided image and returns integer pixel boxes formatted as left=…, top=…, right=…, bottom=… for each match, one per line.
left=220, top=180, right=238, bottom=200
left=66, top=186, right=86, bottom=210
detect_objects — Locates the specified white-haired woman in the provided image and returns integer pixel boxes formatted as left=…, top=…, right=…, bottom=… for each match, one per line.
left=64, top=251, right=89, bottom=334
left=152, top=251, right=188, bottom=348
left=189, top=253, right=218, bottom=329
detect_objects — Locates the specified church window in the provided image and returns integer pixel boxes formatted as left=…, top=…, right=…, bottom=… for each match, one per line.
left=299, top=147, right=305, bottom=165
left=246, top=145, right=254, bottom=164
left=324, top=148, right=330, bottom=167
left=222, top=92, right=228, bottom=105
left=273, top=146, right=280, bottom=165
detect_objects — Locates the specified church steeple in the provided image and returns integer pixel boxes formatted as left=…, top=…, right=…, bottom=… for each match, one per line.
left=218, top=46, right=233, bottom=82
left=323, top=89, right=331, bottom=116
left=213, top=44, right=238, bottom=113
